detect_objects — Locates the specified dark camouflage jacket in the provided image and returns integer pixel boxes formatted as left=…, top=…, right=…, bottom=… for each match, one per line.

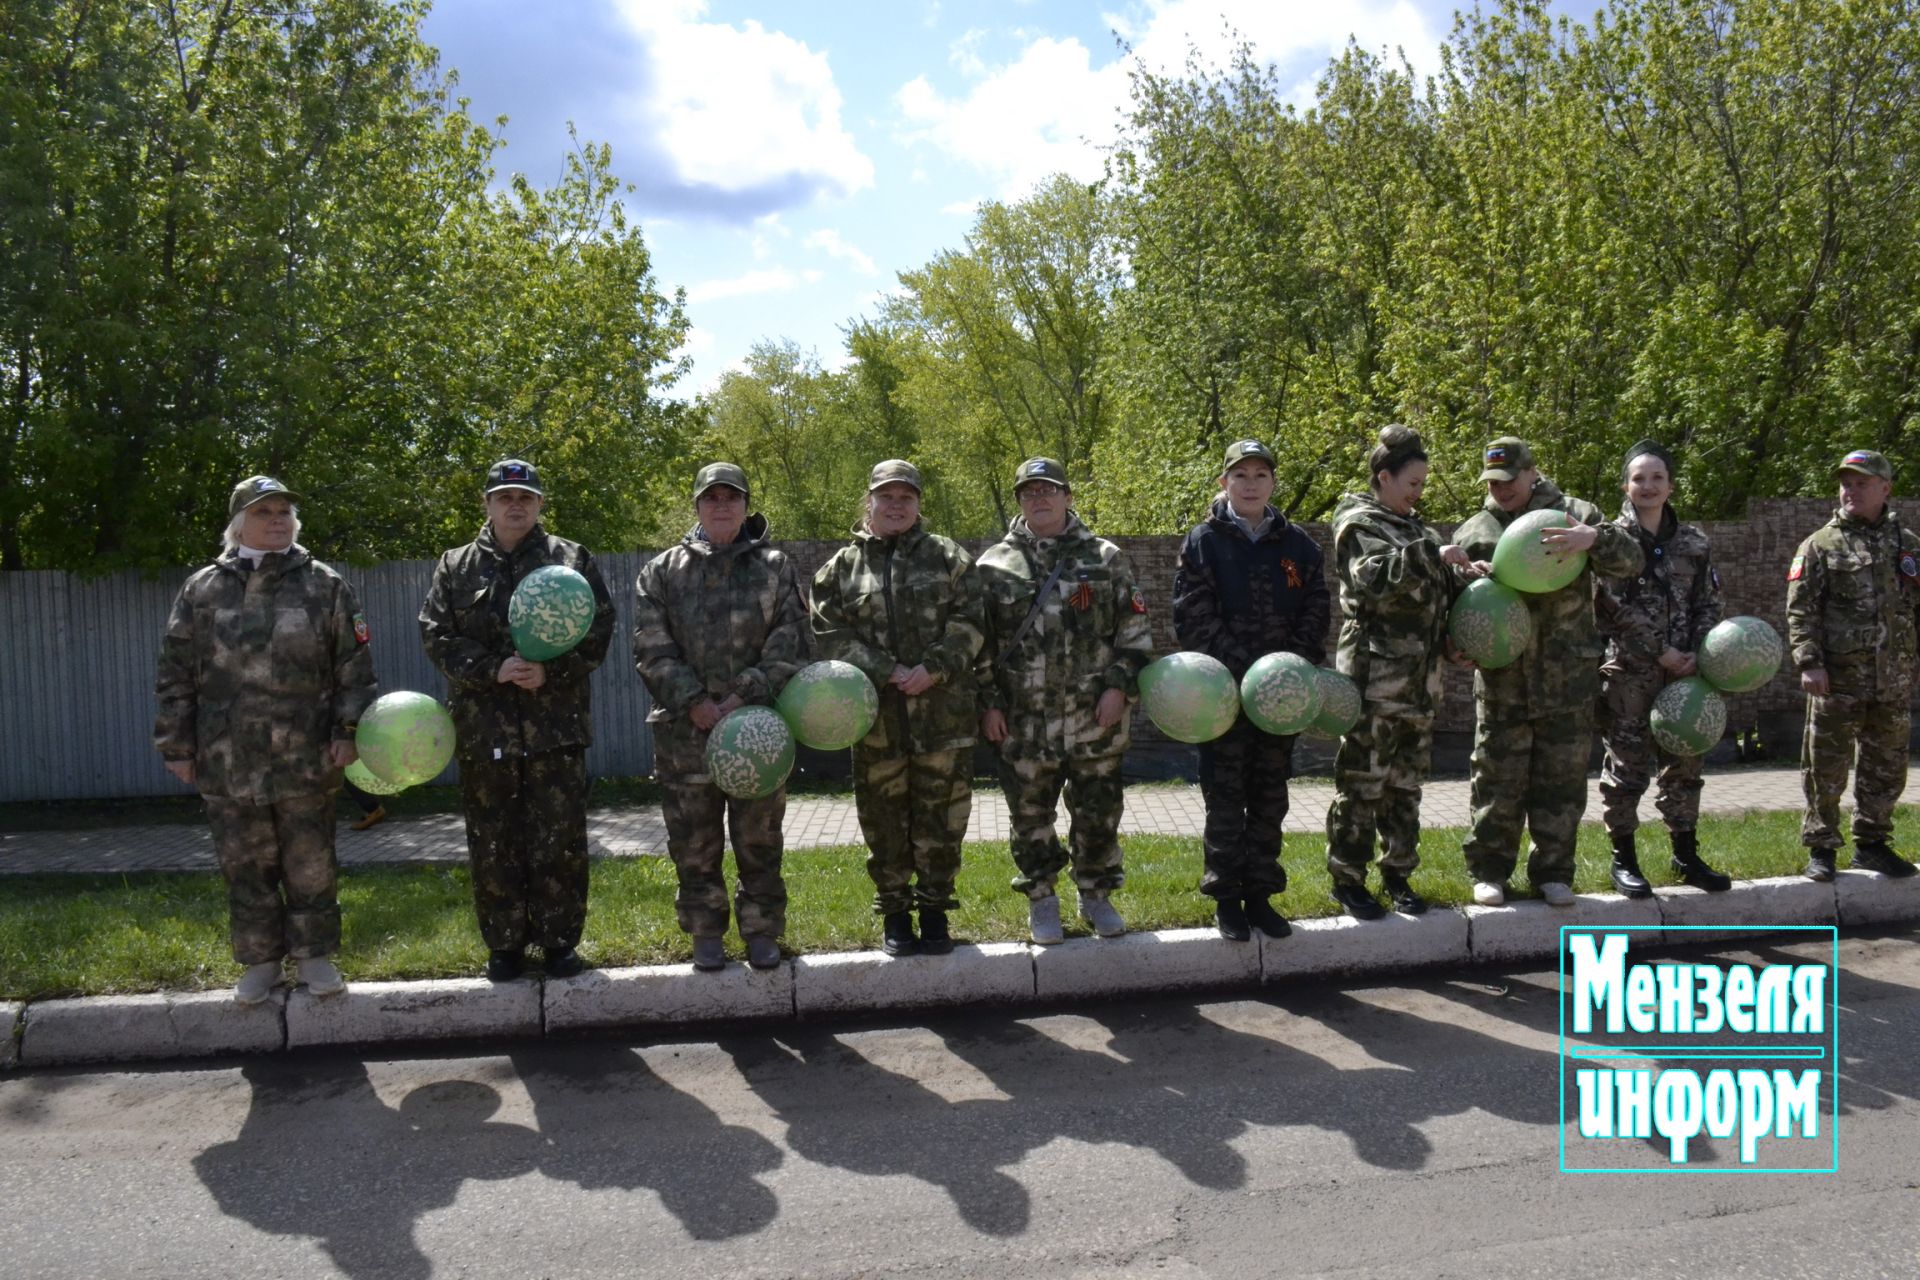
left=1785, top=506, right=1920, bottom=698
left=1596, top=502, right=1721, bottom=671
left=419, top=522, right=615, bottom=764
left=633, top=513, right=809, bottom=782
left=1330, top=492, right=1460, bottom=720
left=811, top=520, right=984, bottom=756
left=1454, top=478, right=1641, bottom=711
left=975, top=513, right=1154, bottom=760
left=1173, top=496, right=1329, bottom=675
left=154, top=546, right=377, bottom=802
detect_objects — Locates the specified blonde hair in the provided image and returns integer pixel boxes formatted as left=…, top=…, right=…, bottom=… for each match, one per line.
left=223, top=504, right=301, bottom=551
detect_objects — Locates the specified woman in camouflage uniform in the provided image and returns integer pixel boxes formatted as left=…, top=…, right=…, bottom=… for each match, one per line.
left=810, top=460, right=985, bottom=958
left=1325, top=427, right=1477, bottom=919
left=154, top=477, right=377, bottom=1004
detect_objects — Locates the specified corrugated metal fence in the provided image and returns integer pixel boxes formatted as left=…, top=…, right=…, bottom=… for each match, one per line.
left=0, top=553, right=659, bottom=802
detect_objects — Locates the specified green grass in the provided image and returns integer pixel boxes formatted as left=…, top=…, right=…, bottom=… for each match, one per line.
left=0, top=806, right=1901, bottom=1000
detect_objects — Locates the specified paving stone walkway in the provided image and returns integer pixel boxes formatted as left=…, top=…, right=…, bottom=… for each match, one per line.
left=0, top=763, right=1880, bottom=876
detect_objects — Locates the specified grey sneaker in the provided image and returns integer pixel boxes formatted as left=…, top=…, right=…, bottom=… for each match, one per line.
left=1079, top=896, right=1127, bottom=938
left=234, top=962, right=281, bottom=1005
left=1028, top=894, right=1064, bottom=945
left=691, top=936, right=728, bottom=971
left=296, top=957, right=345, bottom=996
left=1538, top=882, right=1576, bottom=907
left=1472, top=881, right=1507, bottom=906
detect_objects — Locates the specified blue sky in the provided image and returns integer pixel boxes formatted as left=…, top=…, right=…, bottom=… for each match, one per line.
left=421, top=1, right=1478, bottom=397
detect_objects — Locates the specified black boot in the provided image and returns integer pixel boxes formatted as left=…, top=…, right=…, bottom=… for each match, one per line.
left=1608, top=832, right=1652, bottom=899
left=1671, top=829, right=1732, bottom=891
left=1244, top=896, right=1291, bottom=939
left=1214, top=897, right=1251, bottom=942
left=918, top=909, right=953, bottom=955
left=1852, top=841, right=1918, bottom=878
left=882, top=910, right=920, bottom=957
left=486, top=949, right=525, bottom=982
left=1803, top=848, right=1837, bottom=883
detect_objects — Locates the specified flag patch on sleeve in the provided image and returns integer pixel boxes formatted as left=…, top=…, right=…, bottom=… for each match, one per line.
left=1787, top=555, right=1805, bottom=582
left=353, top=613, right=370, bottom=644
left=1130, top=587, right=1148, bottom=614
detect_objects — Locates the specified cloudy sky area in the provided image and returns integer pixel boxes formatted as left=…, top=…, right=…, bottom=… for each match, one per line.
left=422, top=0, right=1485, bottom=396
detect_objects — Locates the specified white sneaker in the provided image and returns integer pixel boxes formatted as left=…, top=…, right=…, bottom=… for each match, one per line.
left=1079, top=896, right=1127, bottom=938
left=1472, top=881, right=1507, bottom=907
left=234, top=961, right=281, bottom=1005
left=297, top=957, right=347, bottom=996
left=1538, top=882, right=1576, bottom=907
left=1028, top=894, right=1064, bottom=945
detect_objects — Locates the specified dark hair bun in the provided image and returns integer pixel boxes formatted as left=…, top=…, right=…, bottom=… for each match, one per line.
left=1377, top=424, right=1422, bottom=452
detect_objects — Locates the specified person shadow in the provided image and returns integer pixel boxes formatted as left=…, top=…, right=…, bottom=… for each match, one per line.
left=193, top=1058, right=541, bottom=1280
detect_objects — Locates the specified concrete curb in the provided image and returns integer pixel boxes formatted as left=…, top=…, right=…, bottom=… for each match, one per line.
left=547, top=962, right=793, bottom=1031
left=1267, top=910, right=1472, bottom=981
left=1033, top=928, right=1257, bottom=1001
left=1651, top=875, right=1837, bottom=945
left=286, top=977, right=542, bottom=1049
left=22, top=990, right=286, bottom=1066
left=796, top=943, right=1033, bottom=1017
left=1835, top=868, right=1920, bottom=928
left=1464, top=893, right=1664, bottom=965
left=2, top=1001, right=22, bottom=1070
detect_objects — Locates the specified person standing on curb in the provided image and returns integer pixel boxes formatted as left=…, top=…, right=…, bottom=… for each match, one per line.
left=1786, top=448, right=1920, bottom=881
left=1454, top=437, right=1640, bottom=907
left=1174, top=439, right=1329, bottom=942
left=154, top=476, right=377, bottom=1004
left=1595, top=440, right=1733, bottom=896
left=1325, top=427, right=1477, bottom=920
left=811, top=460, right=985, bottom=958
left=976, top=458, right=1154, bottom=945
left=420, top=459, right=615, bottom=983
left=634, top=462, right=809, bottom=972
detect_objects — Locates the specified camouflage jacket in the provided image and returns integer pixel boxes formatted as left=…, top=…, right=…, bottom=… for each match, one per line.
left=811, top=520, right=985, bottom=756
left=154, top=546, right=377, bottom=802
left=633, top=513, right=809, bottom=782
left=1595, top=502, right=1721, bottom=670
left=1329, top=493, right=1461, bottom=720
left=419, top=522, right=615, bottom=763
left=1453, top=478, right=1640, bottom=711
left=974, top=514, right=1154, bottom=760
left=1173, top=496, right=1330, bottom=676
left=1785, top=507, right=1920, bottom=698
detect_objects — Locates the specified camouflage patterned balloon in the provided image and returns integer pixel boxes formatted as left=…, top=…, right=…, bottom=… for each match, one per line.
left=1311, top=667, right=1362, bottom=738
left=344, top=758, right=407, bottom=796
left=1697, top=616, right=1784, bottom=694
left=1650, top=676, right=1727, bottom=756
left=1137, top=652, right=1240, bottom=744
left=1492, top=508, right=1587, bottom=594
left=508, top=564, right=597, bottom=661
left=776, top=659, right=879, bottom=750
left=355, top=692, right=456, bottom=786
left=705, top=706, right=796, bottom=799
left=1448, top=577, right=1535, bottom=669
left=1240, top=651, right=1323, bottom=736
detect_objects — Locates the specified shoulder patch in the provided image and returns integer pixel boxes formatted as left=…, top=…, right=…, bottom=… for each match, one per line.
left=1710, top=567, right=1721, bottom=591
left=352, top=612, right=370, bottom=645
left=1902, top=553, right=1919, bottom=581
left=1787, top=555, right=1805, bottom=582
left=1129, top=586, right=1148, bottom=614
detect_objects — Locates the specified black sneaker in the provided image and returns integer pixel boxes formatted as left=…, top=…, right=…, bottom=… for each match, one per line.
left=882, top=910, right=920, bottom=957
left=542, top=946, right=586, bottom=979
left=1803, top=849, right=1837, bottom=883
left=918, top=910, right=954, bottom=956
left=1244, top=896, right=1291, bottom=939
left=486, top=949, right=524, bottom=982
left=1331, top=881, right=1385, bottom=921
left=1215, top=898, right=1251, bottom=941
left=1852, top=842, right=1918, bottom=878
left=1382, top=875, right=1428, bottom=915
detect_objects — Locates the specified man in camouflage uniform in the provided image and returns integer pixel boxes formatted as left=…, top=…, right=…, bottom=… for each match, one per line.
left=811, top=459, right=985, bottom=956
left=1595, top=439, right=1732, bottom=896
left=634, top=462, right=809, bottom=971
left=420, top=459, right=616, bottom=981
left=1454, top=437, right=1640, bottom=905
left=975, top=458, right=1154, bottom=944
left=155, top=475, right=377, bottom=1002
left=1786, top=448, right=1920, bottom=880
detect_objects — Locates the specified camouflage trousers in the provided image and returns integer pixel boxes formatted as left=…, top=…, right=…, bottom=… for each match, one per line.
left=1462, top=701, right=1593, bottom=888
left=205, top=793, right=340, bottom=964
left=853, top=744, right=970, bottom=914
left=459, top=748, right=590, bottom=953
left=1599, top=664, right=1703, bottom=837
left=1197, top=715, right=1293, bottom=901
left=660, top=782, right=787, bottom=938
left=1326, top=711, right=1431, bottom=887
left=998, top=747, right=1126, bottom=900
left=1801, top=688, right=1910, bottom=849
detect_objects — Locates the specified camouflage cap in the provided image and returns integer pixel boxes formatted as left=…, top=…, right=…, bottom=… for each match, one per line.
left=1221, top=439, right=1278, bottom=473
left=1835, top=449, right=1892, bottom=480
left=694, top=462, right=751, bottom=500
left=1013, top=456, right=1070, bottom=493
left=1479, top=436, right=1534, bottom=482
left=228, top=475, right=301, bottom=517
left=485, top=458, right=543, bottom=496
left=868, top=459, right=923, bottom=492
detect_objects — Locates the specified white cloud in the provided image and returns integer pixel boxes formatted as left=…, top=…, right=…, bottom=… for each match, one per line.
left=949, top=28, right=989, bottom=76
left=941, top=198, right=984, bottom=216
left=686, top=266, right=826, bottom=304
left=804, top=229, right=879, bottom=275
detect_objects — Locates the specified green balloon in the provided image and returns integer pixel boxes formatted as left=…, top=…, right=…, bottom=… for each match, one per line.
left=1650, top=676, right=1726, bottom=756
left=776, top=660, right=879, bottom=750
left=355, top=692, right=456, bottom=786
left=1492, top=508, right=1587, bottom=594
left=1240, top=651, right=1322, bottom=736
left=706, top=706, right=795, bottom=800
left=1311, top=668, right=1362, bottom=738
left=509, top=565, right=597, bottom=661
left=1448, top=578, right=1535, bottom=669
left=344, top=758, right=407, bottom=796
left=1697, top=616, right=1783, bottom=694
left=1138, top=652, right=1240, bottom=744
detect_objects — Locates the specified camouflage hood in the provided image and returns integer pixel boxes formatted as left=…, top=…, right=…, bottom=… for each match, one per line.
left=681, top=510, right=772, bottom=558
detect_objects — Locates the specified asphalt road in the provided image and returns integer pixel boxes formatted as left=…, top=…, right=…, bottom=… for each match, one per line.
left=3, top=935, right=1916, bottom=1279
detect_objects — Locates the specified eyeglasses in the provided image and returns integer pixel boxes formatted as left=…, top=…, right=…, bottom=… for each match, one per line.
left=1017, top=485, right=1065, bottom=503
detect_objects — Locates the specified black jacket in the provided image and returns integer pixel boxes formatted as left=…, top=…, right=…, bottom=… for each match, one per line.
left=1173, top=496, right=1330, bottom=676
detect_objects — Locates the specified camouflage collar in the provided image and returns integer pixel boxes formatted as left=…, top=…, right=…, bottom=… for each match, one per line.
left=1008, top=511, right=1086, bottom=548
left=685, top=510, right=770, bottom=553
left=1833, top=505, right=1897, bottom=534
left=476, top=520, right=549, bottom=562
left=1616, top=497, right=1676, bottom=543
left=217, top=544, right=308, bottom=576
left=852, top=516, right=925, bottom=547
